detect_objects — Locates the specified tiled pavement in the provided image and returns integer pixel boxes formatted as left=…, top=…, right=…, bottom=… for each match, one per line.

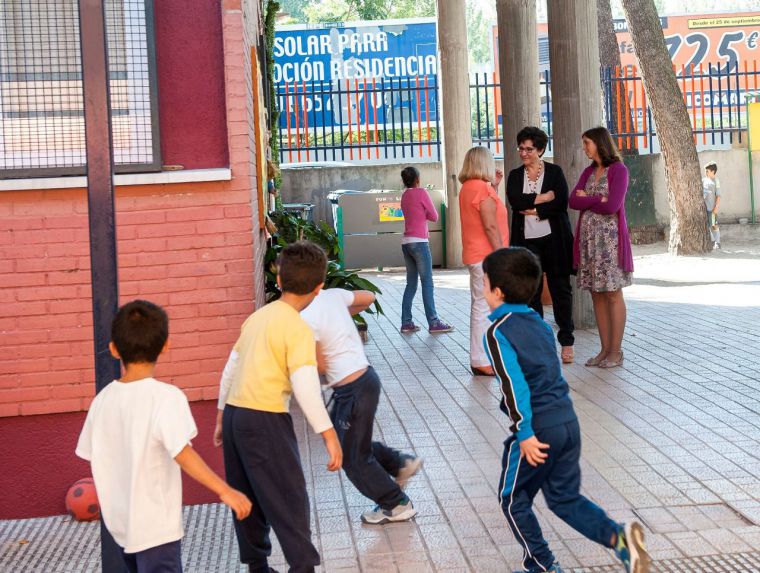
left=2, top=242, right=759, bottom=572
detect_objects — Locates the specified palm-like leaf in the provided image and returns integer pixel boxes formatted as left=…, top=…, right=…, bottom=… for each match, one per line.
left=264, top=210, right=385, bottom=321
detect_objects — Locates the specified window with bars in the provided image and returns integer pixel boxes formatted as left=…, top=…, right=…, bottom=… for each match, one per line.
left=0, top=0, right=160, bottom=178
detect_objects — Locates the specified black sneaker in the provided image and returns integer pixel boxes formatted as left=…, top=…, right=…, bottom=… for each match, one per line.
left=428, top=318, right=453, bottom=333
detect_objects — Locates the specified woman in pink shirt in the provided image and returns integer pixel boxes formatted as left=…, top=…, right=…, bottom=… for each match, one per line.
left=458, top=146, right=512, bottom=376
left=399, top=166, right=453, bottom=334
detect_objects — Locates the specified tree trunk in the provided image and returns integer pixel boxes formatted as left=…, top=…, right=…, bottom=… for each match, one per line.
left=496, top=0, right=540, bottom=173
left=620, top=0, right=710, bottom=254
left=437, top=0, right=472, bottom=267
left=597, top=0, right=638, bottom=156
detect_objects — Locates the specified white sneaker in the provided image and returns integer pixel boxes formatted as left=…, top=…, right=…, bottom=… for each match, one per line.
left=361, top=498, right=417, bottom=525
left=395, top=456, right=423, bottom=489
left=615, top=522, right=651, bottom=573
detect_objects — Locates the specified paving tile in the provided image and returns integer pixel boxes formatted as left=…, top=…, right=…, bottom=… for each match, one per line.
left=397, top=563, right=435, bottom=573
left=666, top=531, right=719, bottom=557
left=465, top=555, right=509, bottom=572
left=697, top=528, right=753, bottom=554
left=643, top=532, right=683, bottom=561
left=322, top=557, right=362, bottom=572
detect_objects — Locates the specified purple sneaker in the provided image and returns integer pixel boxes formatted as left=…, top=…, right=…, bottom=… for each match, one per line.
left=400, top=322, right=421, bottom=334
left=428, top=319, right=453, bottom=333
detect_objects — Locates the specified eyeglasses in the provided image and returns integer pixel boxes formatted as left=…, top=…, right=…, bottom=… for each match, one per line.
left=517, top=146, right=537, bottom=154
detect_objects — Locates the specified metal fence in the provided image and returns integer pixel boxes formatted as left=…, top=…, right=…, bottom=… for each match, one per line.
left=276, top=61, right=760, bottom=163
left=469, top=71, right=555, bottom=156
left=276, top=76, right=440, bottom=164
left=0, top=0, right=160, bottom=178
left=600, top=61, right=760, bottom=153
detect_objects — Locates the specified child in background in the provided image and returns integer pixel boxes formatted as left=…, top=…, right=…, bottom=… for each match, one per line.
left=76, top=300, right=251, bottom=573
left=301, top=287, right=423, bottom=524
left=703, top=162, right=721, bottom=250
left=215, top=241, right=342, bottom=573
left=399, top=166, right=453, bottom=334
left=481, top=247, right=650, bottom=573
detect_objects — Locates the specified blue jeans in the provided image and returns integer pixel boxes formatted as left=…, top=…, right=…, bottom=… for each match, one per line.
left=401, top=242, right=438, bottom=326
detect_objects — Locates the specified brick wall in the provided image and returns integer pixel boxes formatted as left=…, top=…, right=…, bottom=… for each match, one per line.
left=0, top=181, right=260, bottom=416
left=0, top=1, right=267, bottom=418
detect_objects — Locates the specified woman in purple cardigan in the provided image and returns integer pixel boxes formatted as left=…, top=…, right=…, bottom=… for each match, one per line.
left=569, top=127, right=633, bottom=368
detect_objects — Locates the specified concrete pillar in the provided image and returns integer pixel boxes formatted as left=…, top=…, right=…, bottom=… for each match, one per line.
left=496, top=0, right=541, bottom=174
left=546, top=0, right=602, bottom=328
left=437, top=0, right=472, bottom=268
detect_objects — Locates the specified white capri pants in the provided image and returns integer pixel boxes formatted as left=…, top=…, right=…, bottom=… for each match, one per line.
left=467, top=261, right=491, bottom=368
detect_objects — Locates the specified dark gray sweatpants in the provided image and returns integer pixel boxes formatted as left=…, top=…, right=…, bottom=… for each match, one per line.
left=222, top=405, right=319, bottom=573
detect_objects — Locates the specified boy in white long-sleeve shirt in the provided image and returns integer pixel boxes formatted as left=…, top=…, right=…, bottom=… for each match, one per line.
left=214, top=241, right=342, bottom=573
left=300, top=287, right=423, bottom=525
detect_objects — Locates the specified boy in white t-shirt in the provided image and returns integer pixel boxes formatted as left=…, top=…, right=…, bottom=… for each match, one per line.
left=76, top=300, right=251, bottom=572
left=300, top=288, right=423, bottom=524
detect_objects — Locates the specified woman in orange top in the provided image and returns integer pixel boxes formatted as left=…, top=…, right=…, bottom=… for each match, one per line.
left=458, top=146, right=511, bottom=376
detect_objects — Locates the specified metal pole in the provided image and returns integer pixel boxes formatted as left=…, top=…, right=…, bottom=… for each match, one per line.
left=77, top=1, right=123, bottom=570
left=747, top=94, right=757, bottom=225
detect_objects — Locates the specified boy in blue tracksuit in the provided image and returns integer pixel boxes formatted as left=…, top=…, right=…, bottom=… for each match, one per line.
left=481, top=247, right=650, bottom=573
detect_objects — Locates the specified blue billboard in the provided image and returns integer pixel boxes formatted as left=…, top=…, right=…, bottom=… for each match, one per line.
left=274, top=19, right=438, bottom=130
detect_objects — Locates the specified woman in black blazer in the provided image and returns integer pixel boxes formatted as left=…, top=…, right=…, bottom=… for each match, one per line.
left=506, top=126, right=575, bottom=363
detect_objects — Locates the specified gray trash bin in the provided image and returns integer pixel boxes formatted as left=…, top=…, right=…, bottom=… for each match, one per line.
left=332, top=189, right=445, bottom=269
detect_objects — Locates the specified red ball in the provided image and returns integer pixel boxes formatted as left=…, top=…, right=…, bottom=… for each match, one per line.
left=65, top=478, right=100, bottom=522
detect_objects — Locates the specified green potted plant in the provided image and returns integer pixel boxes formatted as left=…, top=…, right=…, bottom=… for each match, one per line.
left=265, top=211, right=383, bottom=341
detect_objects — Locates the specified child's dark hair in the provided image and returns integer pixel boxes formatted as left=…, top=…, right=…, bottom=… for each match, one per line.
left=111, top=300, right=169, bottom=364
left=482, top=247, right=542, bottom=304
left=401, top=166, right=420, bottom=188
left=704, top=161, right=717, bottom=174
left=278, top=241, right=327, bottom=294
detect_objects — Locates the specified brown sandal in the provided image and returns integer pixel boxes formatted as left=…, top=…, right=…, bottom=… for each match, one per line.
left=471, top=366, right=495, bottom=377
left=561, top=346, right=574, bottom=364
left=585, top=353, right=606, bottom=367
left=598, top=351, right=624, bottom=368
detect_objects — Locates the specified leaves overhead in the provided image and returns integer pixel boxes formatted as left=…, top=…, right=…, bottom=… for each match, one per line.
left=279, top=0, right=434, bottom=23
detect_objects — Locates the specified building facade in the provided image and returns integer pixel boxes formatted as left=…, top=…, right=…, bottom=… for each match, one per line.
left=0, top=0, right=269, bottom=518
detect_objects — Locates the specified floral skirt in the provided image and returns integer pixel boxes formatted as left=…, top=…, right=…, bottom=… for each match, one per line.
left=577, top=212, right=632, bottom=292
